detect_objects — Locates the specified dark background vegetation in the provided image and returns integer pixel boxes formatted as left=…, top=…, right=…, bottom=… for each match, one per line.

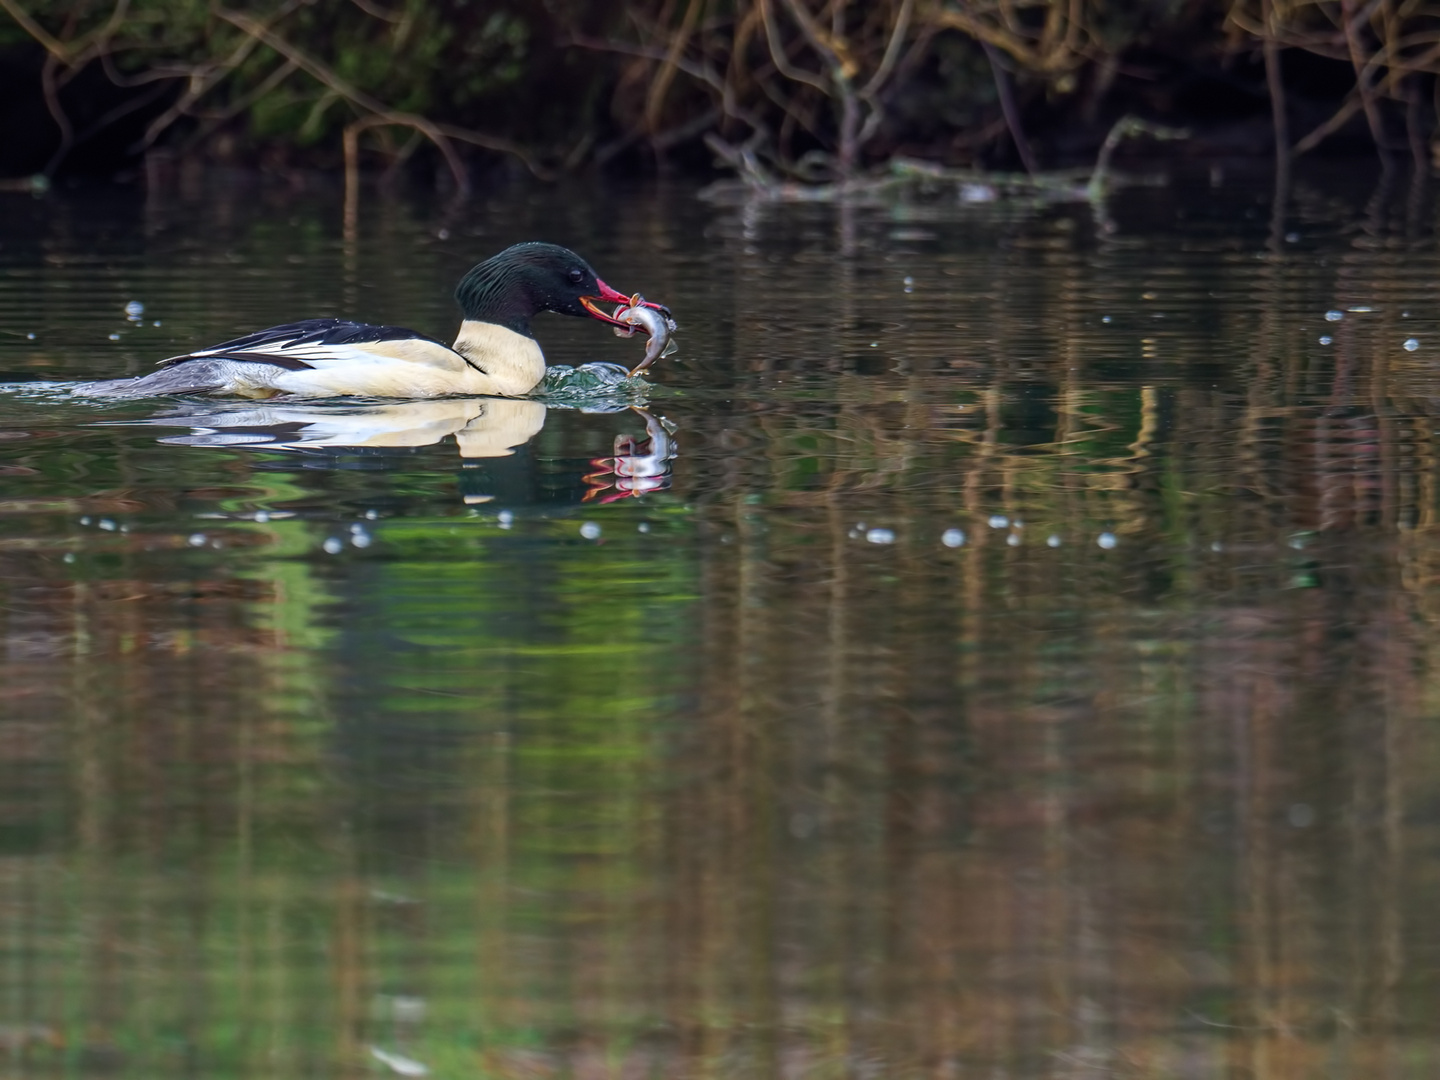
left=0, top=1, right=1432, bottom=186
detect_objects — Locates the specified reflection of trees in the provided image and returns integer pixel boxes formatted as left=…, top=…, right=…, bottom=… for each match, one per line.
left=0, top=181, right=1439, bottom=1076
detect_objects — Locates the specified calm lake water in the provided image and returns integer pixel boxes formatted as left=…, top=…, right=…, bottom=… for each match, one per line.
left=0, top=166, right=1438, bottom=1078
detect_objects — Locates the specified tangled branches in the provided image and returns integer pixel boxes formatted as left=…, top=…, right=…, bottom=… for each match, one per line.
left=2, top=0, right=1440, bottom=188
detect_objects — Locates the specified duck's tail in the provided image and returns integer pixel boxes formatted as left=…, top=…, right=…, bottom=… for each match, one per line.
left=72, top=359, right=243, bottom=399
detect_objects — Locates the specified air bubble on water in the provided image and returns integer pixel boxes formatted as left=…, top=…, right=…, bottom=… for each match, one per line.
left=79, top=516, right=90, bottom=526
left=497, top=510, right=514, bottom=528
left=869, top=342, right=878, bottom=348
left=1324, top=310, right=1343, bottom=322
left=1319, top=335, right=1332, bottom=345
left=351, top=531, right=372, bottom=549
left=865, top=528, right=895, bottom=544
left=63, top=552, right=75, bottom=563
left=322, top=537, right=344, bottom=554
left=1101, top=315, right=1112, bottom=324
left=1404, top=338, right=1420, bottom=352
left=987, top=514, right=1009, bottom=529
left=365, top=509, right=379, bottom=520
left=152, top=321, right=162, bottom=327
left=1097, top=532, right=1117, bottom=550
left=98, top=519, right=116, bottom=531
left=855, top=522, right=867, bottom=532
left=580, top=521, right=601, bottom=540
left=253, top=511, right=270, bottom=523
left=1047, top=534, right=1061, bottom=548
left=124, top=301, right=144, bottom=320
left=108, top=333, right=120, bottom=341
left=1006, top=533, right=1021, bottom=547
left=941, top=528, right=965, bottom=548
left=437, top=228, right=450, bottom=240
left=1211, top=541, right=1224, bottom=552
left=25, top=332, right=34, bottom=340
left=188, top=533, right=206, bottom=547
left=638, top=522, right=651, bottom=533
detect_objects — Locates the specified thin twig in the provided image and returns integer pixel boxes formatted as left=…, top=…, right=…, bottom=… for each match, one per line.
left=0, top=0, right=68, bottom=60
left=981, top=38, right=1037, bottom=175
left=1262, top=0, right=1290, bottom=173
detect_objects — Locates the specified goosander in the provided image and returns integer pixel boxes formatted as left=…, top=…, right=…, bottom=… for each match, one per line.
left=75, top=242, right=669, bottom=400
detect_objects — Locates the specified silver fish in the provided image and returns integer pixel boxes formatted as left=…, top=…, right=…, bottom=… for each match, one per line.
left=611, top=298, right=677, bottom=375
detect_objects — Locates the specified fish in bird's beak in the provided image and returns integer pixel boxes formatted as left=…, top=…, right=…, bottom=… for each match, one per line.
left=580, top=280, right=673, bottom=331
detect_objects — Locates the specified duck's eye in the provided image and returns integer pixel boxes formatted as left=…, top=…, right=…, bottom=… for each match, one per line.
left=567, top=268, right=585, bottom=285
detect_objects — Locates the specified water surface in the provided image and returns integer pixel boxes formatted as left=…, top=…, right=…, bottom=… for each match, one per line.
left=0, top=169, right=1438, bottom=1077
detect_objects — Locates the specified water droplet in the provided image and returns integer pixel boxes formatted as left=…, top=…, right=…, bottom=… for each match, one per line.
left=107, top=333, right=120, bottom=341
left=497, top=510, right=514, bottom=528
left=1097, top=532, right=1117, bottom=550
left=855, top=522, right=867, bottom=532
left=188, top=533, right=206, bottom=547
left=365, top=509, right=379, bottom=520
left=322, top=537, right=344, bottom=554
left=1324, top=310, right=1343, bottom=322
left=903, top=275, right=914, bottom=287
left=1404, top=337, right=1420, bottom=352
left=1101, top=315, right=1112, bottom=324
left=580, top=521, right=601, bottom=540
left=1211, top=541, right=1224, bottom=552
left=1046, top=534, right=1061, bottom=548
left=25, top=332, right=34, bottom=340
left=1006, top=533, right=1021, bottom=547
left=941, top=528, right=965, bottom=548
left=124, top=301, right=144, bottom=317
left=1319, top=335, right=1332, bottom=345
left=865, top=528, right=895, bottom=544
left=869, top=342, right=878, bottom=348
left=637, top=522, right=651, bottom=533
left=62, top=552, right=75, bottom=563
left=98, top=519, right=116, bottom=531
left=152, top=320, right=162, bottom=327
left=79, top=516, right=90, bottom=526
left=987, top=514, right=1009, bottom=529
left=351, top=532, right=372, bottom=549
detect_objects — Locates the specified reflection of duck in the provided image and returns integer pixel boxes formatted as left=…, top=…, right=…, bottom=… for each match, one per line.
left=133, top=398, right=680, bottom=505
left=75, top=243, right=671, bottom=400
left=584, top=408, right=678, bottom=502
left=149, top=397, right=547, bottom=457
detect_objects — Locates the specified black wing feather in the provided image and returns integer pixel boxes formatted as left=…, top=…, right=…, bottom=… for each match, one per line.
left=157, top=318, right=446, bottom=369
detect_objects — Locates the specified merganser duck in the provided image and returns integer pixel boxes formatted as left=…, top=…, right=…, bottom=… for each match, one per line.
left=75, top=242, right=669, bottom=400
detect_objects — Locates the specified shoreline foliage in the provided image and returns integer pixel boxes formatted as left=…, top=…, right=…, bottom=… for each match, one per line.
left=0, top=1, right=1438, bottom=186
